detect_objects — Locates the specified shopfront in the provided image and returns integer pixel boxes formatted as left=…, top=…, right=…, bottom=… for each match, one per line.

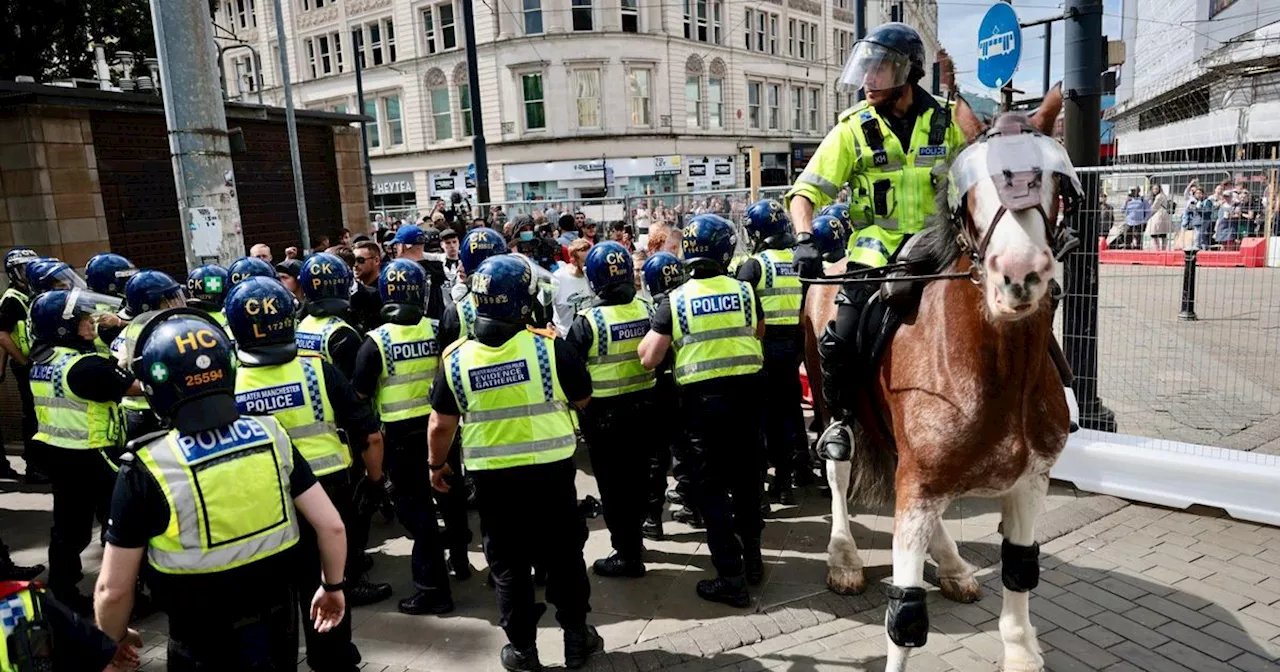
left=683, top=155, right=737, bottom=192
left=371, top=171, right=418, bottom=212
left=742, top=152, right=792, bottom=188
left=790, top=143, right=820, bottom=182
left=428, top=167, right=478, bottom=203
left=502, top=155, right=685, bottom=201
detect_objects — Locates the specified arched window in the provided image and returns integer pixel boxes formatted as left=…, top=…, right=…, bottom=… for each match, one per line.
left=427, top=68, right=452, bottom=141
left=685, top=55, right=704, bottom=129
left=453, top=62, right=473, bottom=137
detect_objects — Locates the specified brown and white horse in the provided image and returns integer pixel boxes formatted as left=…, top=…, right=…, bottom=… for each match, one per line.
left=804, top=88, right=1072, bottom=672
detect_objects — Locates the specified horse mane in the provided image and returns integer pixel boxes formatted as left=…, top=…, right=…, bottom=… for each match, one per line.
left=913, top=173, right=965, bottom=273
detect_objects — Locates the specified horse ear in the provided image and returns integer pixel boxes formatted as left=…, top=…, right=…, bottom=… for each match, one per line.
left=954, top=95, right=985, bottom=143
left=1030, top=84, right=1064, bottom=136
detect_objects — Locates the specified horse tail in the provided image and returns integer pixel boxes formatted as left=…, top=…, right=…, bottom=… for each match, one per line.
left=849, top=421, right=897, bottom=508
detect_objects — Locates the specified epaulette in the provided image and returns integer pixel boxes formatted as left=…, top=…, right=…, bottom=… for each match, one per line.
left=837, top=100, right=873, bottom=123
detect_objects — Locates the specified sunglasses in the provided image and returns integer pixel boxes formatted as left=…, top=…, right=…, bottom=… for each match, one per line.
left=354, top=256, right=375, bottom=265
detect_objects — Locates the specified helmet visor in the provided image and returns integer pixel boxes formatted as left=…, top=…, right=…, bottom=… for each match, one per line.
left=39, top=266, right=88, bottom=292
left=838, top=41, right=911, bottom=93
left=63, top=289, right=124, bottom=324
left=947, top=134, right=1081, bottom=212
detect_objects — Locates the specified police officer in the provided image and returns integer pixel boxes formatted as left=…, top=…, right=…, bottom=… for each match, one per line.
left=26, top=289, right=134, bottom=615
left=438, top=227, right=509, bottom=345
left=810, top=215, right=852, bottom=264
left=640, top=252, right=702, bottom=531
left=637, top=215, right=766, bottom=607
left=786, top=23, right=965, bottom=461
left=565, top=242, right=657, bottom=577
left=351, top=259, right=457, bottom=614
left=186, top=264, right=234, bottom=338
left=25, top=258, right=85, bottom=294
left=427, top=254, right=599, bottom=671
left=0, top=578, right=140, bottom=670
left=226, top=277, right=393, bottom=662
left=85, top=253, right=137, bottom=298
left=228, top=255, right=278, bottom=288
left=113, top=271, right=187, bottom=442
left=93, top=310, right=348, bottom=670
left=296, top=252, right=363, bottom=377
left=819, top=202, right=852, bottom=232
left=1, top=248, right=43, bottom=482
left=737, top=200, right=806, bottom=506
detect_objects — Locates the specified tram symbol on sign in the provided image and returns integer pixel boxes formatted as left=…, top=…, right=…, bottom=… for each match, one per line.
left=976, top=2, right=1022, bottom=89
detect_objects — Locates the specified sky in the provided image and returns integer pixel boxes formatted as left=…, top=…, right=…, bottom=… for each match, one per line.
left=936, top=0, right=1125, bottom=101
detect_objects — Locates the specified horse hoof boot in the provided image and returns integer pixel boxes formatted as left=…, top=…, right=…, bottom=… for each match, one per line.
left=825, top=566, right=867, bottom=595
left=818, top=422, right=853, bottom=461
left=939, top=575, right=983, bottom=603
left=885, top=585, right=929, bottom=648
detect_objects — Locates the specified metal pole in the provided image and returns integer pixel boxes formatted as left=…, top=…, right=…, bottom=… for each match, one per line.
left=1178, top=249, right=1198, bottom=321
left=1043, top=22, right=1052, bottom=95
left=854, top=0, right=866, bottom=103
left=461, top=0, right=491, bottom=212
left=749, top=148, right=761, bottom=202
left=271, top=0, right=311, bottom=251
left=147, top=0, right=246, bottom=269
left=353, top=35, right=374, bottom=215
left=1062, top=0, right=1115, bottom=431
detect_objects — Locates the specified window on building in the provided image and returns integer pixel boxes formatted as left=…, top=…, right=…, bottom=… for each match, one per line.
left=423, top=2, right=459, bottom=54
left=333, top=103, right=348, bottom=114
left=386, top=20, right=397, bottom=62
left=270, top=43, right=280, bottom=85
left=833, top=0, right=848, bottom=8
left=621, top=0, right=638, bottom=32
left=306, top=38, right=317, bottom=78
left=788, top=19, right=796, bottom=58
left=385, top=95, right=403, bottom=146
left=459, top=83, right=473, bottom=136
left=365, top=99, right=381, bottom=148
left=745, top=10, right=777, bottom=54
left=767, top=83, right=780, bottom=130
left=769, top=15, right=778, bottom=54
left=791, top=86, right=803, bottom=131
left=572, top=0, right=593, bottom=31
left=231, top=0, right=255, bottom=28
left=808, top=88, right=820, bottom=131
left=708, top=77, right=723, bottom=128
left=302, top=0, right=326, bottom=9
left=797, top=21, right=816, bottom=61
left=357, top=19, right=396, bottom=66
left=574, top=70, right=601, bottom=128
left=834, top=29, right=853, bottom=66
left=232, top=55, right=258, bottom=94
left=747, top=81, right=761, bottom=129
left=522, top=72, right=546, bottom=130
left=684, top=0, right=721, bottom=43
left=628, top=68, right=651, bottom=127
left=524, top=0, right=543, bottom=35
left=686, top=76, right=702, bottom=129
left=890, top=1, right=902, bottom=23
left=311, top=34, right=343, bottom=75
left=712, top=0, right=722, bottom=43
left=431, top=88, right=452, bottom=141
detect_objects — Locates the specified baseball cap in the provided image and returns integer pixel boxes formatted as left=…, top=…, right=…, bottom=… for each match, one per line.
left=275, top=258, right=303, bottom=278
left=440, top=228, right=459, bottom=240
left=393, top=224, right=427, bottom=245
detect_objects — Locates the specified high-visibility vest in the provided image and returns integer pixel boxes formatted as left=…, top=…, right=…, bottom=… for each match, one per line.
left=29, top=346, right=122, bottom=449
left=669, top=275, right=763, bottom=385
left=204, top=309, right=236, bottom=346
left=234, top=356, right=350, bottom=477
left=444, top=330, right=576, bottom=471
left=752, top=248, right=802, bottom=326
left=456, top=292, right=478, bottom=340
left=368, top=319, right=439, bottom=423
left=0, top=581, right=43, bottom=672
left=1, top=288, right=30, bottom=357
left=134, top=415, right=300, bottom=574
left=112, top=322, right=151, bottom=414
left=577, top=296, right=656, bottom=398
left=296, top=314, right=353, bottom=366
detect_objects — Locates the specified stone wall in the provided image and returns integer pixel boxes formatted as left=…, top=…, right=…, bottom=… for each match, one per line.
left=334, top=126, right=370, bottom=235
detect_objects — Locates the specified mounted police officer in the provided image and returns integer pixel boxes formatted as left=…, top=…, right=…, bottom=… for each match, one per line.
left=225, top=276, right=392, bottom=664
left=427, top=255, right=600, bottom=671
left=27, top=288, right=133, bottom=615
left=297, top=252, right=363, bottom=377
left=638, top=215, right=766, bottom=607
left=186, top=264, right=233, bottom=337
left=350, top=259, right=458, bottom=614
left=566, top=241, right=657, bottom=577
left=1, top=248, right=43, bottom=482
left=641, top=252, right=701, bottom=531
left=786, top=23, right=965, bottom=461
left=93, top=310, right=348, bottom=670
left=438, top=227, right=509, bottom=345
left=112, top=271, right=187, bottom=442
left=737, top=199, right=807, bottom=506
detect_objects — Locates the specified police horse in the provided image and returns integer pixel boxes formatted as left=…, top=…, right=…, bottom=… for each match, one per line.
left=803, top=88, right=1075, bottom=672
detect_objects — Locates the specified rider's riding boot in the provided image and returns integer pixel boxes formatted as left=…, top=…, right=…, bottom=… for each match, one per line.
left=817, top=323, right=856, bottom=462
left=1064, top=386, right=1080, bottom=433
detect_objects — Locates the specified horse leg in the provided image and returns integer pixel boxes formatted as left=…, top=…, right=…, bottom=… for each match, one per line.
left=929, top=522, right=981, bottom=603
left=824, top=459, right=865, bottom=594
left=999, top=473, right=1049, bottom=672
left=884, top=493, right=942, bottom=672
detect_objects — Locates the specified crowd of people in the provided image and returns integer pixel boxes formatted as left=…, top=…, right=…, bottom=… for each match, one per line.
left=0, top=196, right=858, bottom=671
left=1103, top=178, right=1279, bottom=251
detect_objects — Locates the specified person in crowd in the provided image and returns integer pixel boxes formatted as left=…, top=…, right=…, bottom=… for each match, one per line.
left=609, top=222, right=635, bottom=252
left=276, top=258, right=305, bottom=303
left=1, top=248, right=45, bottom=482
left=250, top=243, right=273, bottom=263
left=1183, top=184, right=1217, bottom=250
left=558, top=213, right=581, bottom=247
left=327, top=245, right=356, bottom=269
left=1145, top=184, right=1174, bottom=251
left=440, top=228, right=462, bottom=303
left=350, top=240, right=386, bottom=333
left=427, top=255, right=600, bottom=671
left=393, top=225, right=448, bottom=320
left=1122, top=188, right=1151, bottom=250
left=581, top=220, right=600, bottom=245
left=631, top=249, right=649, bottom=301
left=552, top=239, right=593, bottom=337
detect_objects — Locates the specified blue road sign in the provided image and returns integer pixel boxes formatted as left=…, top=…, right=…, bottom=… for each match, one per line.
left=466, top=163, right=476, bottom=181
left=977, top=2, right=1022, bottom=89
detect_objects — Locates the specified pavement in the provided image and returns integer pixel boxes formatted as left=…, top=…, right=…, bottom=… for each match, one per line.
left=5, top=448, right=1280, bottom=672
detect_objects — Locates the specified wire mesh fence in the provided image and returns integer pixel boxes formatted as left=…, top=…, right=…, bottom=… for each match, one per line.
left=1066, top=161, right=1280, bottom=458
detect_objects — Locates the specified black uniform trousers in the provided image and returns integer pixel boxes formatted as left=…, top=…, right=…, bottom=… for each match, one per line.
left=761, top=330, right=806, bottom=487
left=473, top=458, right=590, bottom=648
left=46, top=446, right=115, bottom=599
left=583, top=390, right=655, bottom=559
left=385, top=422, right=452, bottom=594
left=166, top=586, right=298, bottom=671
left=647, top=373, right=694, bottom=515
left=8, top=362, right=43, bottom=473
left=683, top=376, right=766, bottom=578
left=295, top=471, right=360, bottom=672
left=431, top=434, right=473, bottom=553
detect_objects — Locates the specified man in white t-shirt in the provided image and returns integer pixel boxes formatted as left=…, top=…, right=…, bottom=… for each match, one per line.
left=552, top=238, right=593, bottom=336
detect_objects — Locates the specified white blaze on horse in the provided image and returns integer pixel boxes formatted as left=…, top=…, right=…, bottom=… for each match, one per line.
left=802, top=87, right=1077, bottom=672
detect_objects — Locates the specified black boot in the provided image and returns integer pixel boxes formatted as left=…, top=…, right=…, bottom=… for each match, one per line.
left=500, top=644, right=542, bottom=672
left=347, top=578, right=393, bottom=607
left=398, top=589, right=454, bottom=615
left=696, top=576, right=750, bottom=607
left=664, top=489, right=684, bottom=506
left=563, top=624, right=603, bottom=669
left=817, top=421, right=853, bottom=461
left=743, top=548, right=764, bottom=586
left=641, top=513, right=664, bottom=541
left=771, top=475, right=795, bottom=506
left=449, top=548, right=472, bottom=581
left=817, top=322, right=856, bottom=462
left=533, top=565, right=547, bottom=586
left=0, top=462, right=19, bottom=481
left=0, top=555, right=44, bottom=582
left=592, top=553, right=645, bottom=578
left=671, top=506, right=704, bottom=528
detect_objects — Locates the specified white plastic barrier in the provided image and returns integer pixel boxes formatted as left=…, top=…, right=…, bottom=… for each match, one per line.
left=1051, top=429, right=1280, bottom=527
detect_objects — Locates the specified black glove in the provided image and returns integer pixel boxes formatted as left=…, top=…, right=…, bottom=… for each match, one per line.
left=353, top=475, right=393, bottom=517
left=793, top=232, right=823, bottom=279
